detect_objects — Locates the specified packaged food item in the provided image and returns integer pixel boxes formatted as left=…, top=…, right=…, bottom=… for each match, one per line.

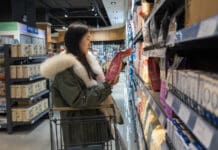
left=15, top=85, right=22, bottom=98
left=10, top=45, right=18, bottom=57
left=21, top=84, right=31, bottom=98
left=22, top=65, right=31, bottom=78
left=0, top=82, right=5, bottom=96
left=16, top=65, right=23, bottom=78
left=148, top=58, right=161, bottom=91
left=105, top=48, right=132, bottom=83
left=10, top=85, right=16, bottom=98
left=10, top=65, right=17, bottom=79
left=17, top=44, right=29, bottom=57
left=29, top=44, right=35, bottom=56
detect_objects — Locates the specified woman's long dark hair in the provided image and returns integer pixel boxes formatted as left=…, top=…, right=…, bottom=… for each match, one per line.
left=64, top=23, right=96, bottom=79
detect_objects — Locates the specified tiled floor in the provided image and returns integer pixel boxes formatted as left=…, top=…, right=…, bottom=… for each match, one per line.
left=0, top=72, right=136, bottom=150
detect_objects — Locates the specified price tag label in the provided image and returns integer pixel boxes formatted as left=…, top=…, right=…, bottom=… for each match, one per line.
left=193, top=118, right=213, bottom=149
left=178, top=104, right=190, bottom=124
left=197, top=18, right=217, bottom=38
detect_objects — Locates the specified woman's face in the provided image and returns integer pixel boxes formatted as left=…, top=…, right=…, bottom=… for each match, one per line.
left=80, top=32, right=91, bottom=55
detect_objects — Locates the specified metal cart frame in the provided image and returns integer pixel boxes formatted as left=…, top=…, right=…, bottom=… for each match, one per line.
left=49, top=105, right=120, bottom=150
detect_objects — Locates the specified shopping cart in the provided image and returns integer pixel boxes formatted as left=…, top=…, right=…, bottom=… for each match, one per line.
left=49, top=105, right=120, bottom=150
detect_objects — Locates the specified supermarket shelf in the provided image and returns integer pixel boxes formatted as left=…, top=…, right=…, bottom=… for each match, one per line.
left=143, top=48, right=166, bottom=58
left=167, top=15, right=218, bottom=50
left=9, top=55, right=48, bottom=63
left=11, top=90, right=49, bottom=102
left=166, top=92, right=218, bottom=150
left=133, top=29, right=143, bottom=44
left=144, top=0, right=167, bottom=26
left=13, top=109, right=49, bottom=126
left=10, top=76, right=45, bottom=83
left=134, top=73, right=167, bottom=128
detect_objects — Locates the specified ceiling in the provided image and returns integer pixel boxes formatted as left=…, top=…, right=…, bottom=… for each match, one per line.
left=36, top=0, right=127, bottom=30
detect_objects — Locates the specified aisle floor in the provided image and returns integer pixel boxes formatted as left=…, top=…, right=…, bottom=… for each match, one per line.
left=0, top=73, right=131, bottom=150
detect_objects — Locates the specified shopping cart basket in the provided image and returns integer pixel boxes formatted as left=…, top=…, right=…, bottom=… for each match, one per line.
left=49, top=105, right=120, bottom=150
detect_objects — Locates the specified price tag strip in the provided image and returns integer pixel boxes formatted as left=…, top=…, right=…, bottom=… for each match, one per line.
left=167, top=92, right=218, bottom=150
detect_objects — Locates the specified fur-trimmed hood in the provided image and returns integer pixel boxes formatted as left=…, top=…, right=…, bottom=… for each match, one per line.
left=40, top=51, right=105, bottom=88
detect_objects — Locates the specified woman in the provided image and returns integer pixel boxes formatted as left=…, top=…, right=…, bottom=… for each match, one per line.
left=40, top=23, right=123, bottom=150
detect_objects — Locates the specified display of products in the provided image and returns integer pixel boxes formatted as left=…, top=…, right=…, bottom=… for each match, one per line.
left=10, top=44, right=46, bottom=58
left=167, top=119, right=205, bottom=150
left=10, top=80, right=47, bottom=98
left=10, top=64, right=41, bottom=79
left=12, top=98, right=48, bottom=122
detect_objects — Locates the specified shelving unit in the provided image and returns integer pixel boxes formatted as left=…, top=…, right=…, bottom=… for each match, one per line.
left=167, top=92, right=218, bottom=150
left=126, top=0, right=218, bottom=149
left=134, top=72, right=167, bottom=128
left=1, top=45, right=50, bottom=133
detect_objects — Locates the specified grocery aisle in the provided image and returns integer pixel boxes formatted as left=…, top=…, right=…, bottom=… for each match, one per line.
left=0, top=72, right=132, bottom=150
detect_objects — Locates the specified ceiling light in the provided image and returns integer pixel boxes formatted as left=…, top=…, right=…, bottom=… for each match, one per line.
left=62, top=26, right=66, bottom=30
left=95, top=13, right=98, bottom=16
left=64, top=14, right=68, bottom=18
left=111, top=2, right=116, bottom=5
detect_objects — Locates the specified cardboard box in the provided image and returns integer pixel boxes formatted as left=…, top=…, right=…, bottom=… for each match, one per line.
left=16, top=65, right=23, bottom=78
left=21, top=84, right=31, bottom=98
left=17, top=44, right=29, bottom=57
left=185, top=0, right=218, bottom=27
left=15, top=85, right=22, bottom=98
left=10, top=45, right=18, bottom=58
left=10, top=65, right=17, bottom=79
left=22, top=65, right=31, bottom=78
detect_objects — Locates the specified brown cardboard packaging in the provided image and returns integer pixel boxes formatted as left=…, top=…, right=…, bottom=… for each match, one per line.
left=185, top=0, right=218, bottom=27
left=16, top=65, right=23, bottom=78
left=11, top=45, right=18, bottom=57
left=17, top=44, right=29, bottom=57
left=15, top=85, right=22, bottom=98
left=10, top=65, right=17, bottom=79
left=22, top=65, right=31, bottom=78
left=10, top=85, right=16, bottom=98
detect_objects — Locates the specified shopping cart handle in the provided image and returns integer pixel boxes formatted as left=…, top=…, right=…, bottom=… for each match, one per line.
left=50, top=105, right=114, bottom=112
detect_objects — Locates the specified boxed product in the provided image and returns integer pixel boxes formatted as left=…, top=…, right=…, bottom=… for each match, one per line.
left=22, top=106, right=35, bottom=122
left=21, top=84, right=31, bottom=98
left=148, top=58, right=161, bottom=91
left=199, top=72, right=218, bottom=117
left=15, top=85, right=22, bottom=98
left=105, top=48, right=132, bottom=83
left=10, top=45, right=18, bottom=57
left=10, top=65, right=17, bottom=79
left=185, top=0, right=218, bottom=27
left=16, top=65, right=23, bottom=78
left=17, top=44, right=29, bottom=57
left=187, top=70, right=200, bottom=102
left=22, top=65, right=31, bottom=78
left=10, top=85, right=16, bottom=98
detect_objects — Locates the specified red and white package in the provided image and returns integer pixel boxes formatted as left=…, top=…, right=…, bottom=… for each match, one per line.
left=105, top=48, right=132, bottom=83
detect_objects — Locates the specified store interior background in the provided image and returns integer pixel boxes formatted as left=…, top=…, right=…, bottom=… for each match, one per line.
left=0, top=0, right=218, bottom=150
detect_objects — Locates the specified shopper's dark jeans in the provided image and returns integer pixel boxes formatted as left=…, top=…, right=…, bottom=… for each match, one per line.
left=67, top=144, right=104, bottom=150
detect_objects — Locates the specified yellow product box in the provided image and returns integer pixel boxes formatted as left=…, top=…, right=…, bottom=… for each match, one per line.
left=17, top=44, right=29, bottom=57
left=22, top=107, right=34, bottom=122
left=21, top=84, right=31, bottom=98
left=16, top=65, right=23, bottom=78
left=10, top=65, right=17, bottom=79
left=15, top=109, right=23, bottom=122
left=10, top=45, right=18, bottom=58
left=22, top=65, right=31, bottom=78
left=15, top=85, right=22, bottom=98
left=10, top=85, right=16, bottom=98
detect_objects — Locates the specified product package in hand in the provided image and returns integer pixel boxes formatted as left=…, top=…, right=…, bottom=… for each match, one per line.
left=105, top=48, right=132, bottom=84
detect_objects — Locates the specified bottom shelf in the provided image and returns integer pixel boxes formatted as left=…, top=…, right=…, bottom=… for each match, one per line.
left=13, top=109, right=49, bottom=126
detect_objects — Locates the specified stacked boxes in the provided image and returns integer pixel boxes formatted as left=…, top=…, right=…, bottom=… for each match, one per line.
left=167, top=119, right=205, bottom=150
left=170, top=70, right=218, bottom=122
left=10, top=80, right=47, bottom=98
left=12, top=98, right=48, bottom=122
left=10, top=44, right=46, bottom=58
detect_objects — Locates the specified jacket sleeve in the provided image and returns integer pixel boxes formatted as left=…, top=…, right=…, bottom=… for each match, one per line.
left=53, top=72, right=112, bottom=108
